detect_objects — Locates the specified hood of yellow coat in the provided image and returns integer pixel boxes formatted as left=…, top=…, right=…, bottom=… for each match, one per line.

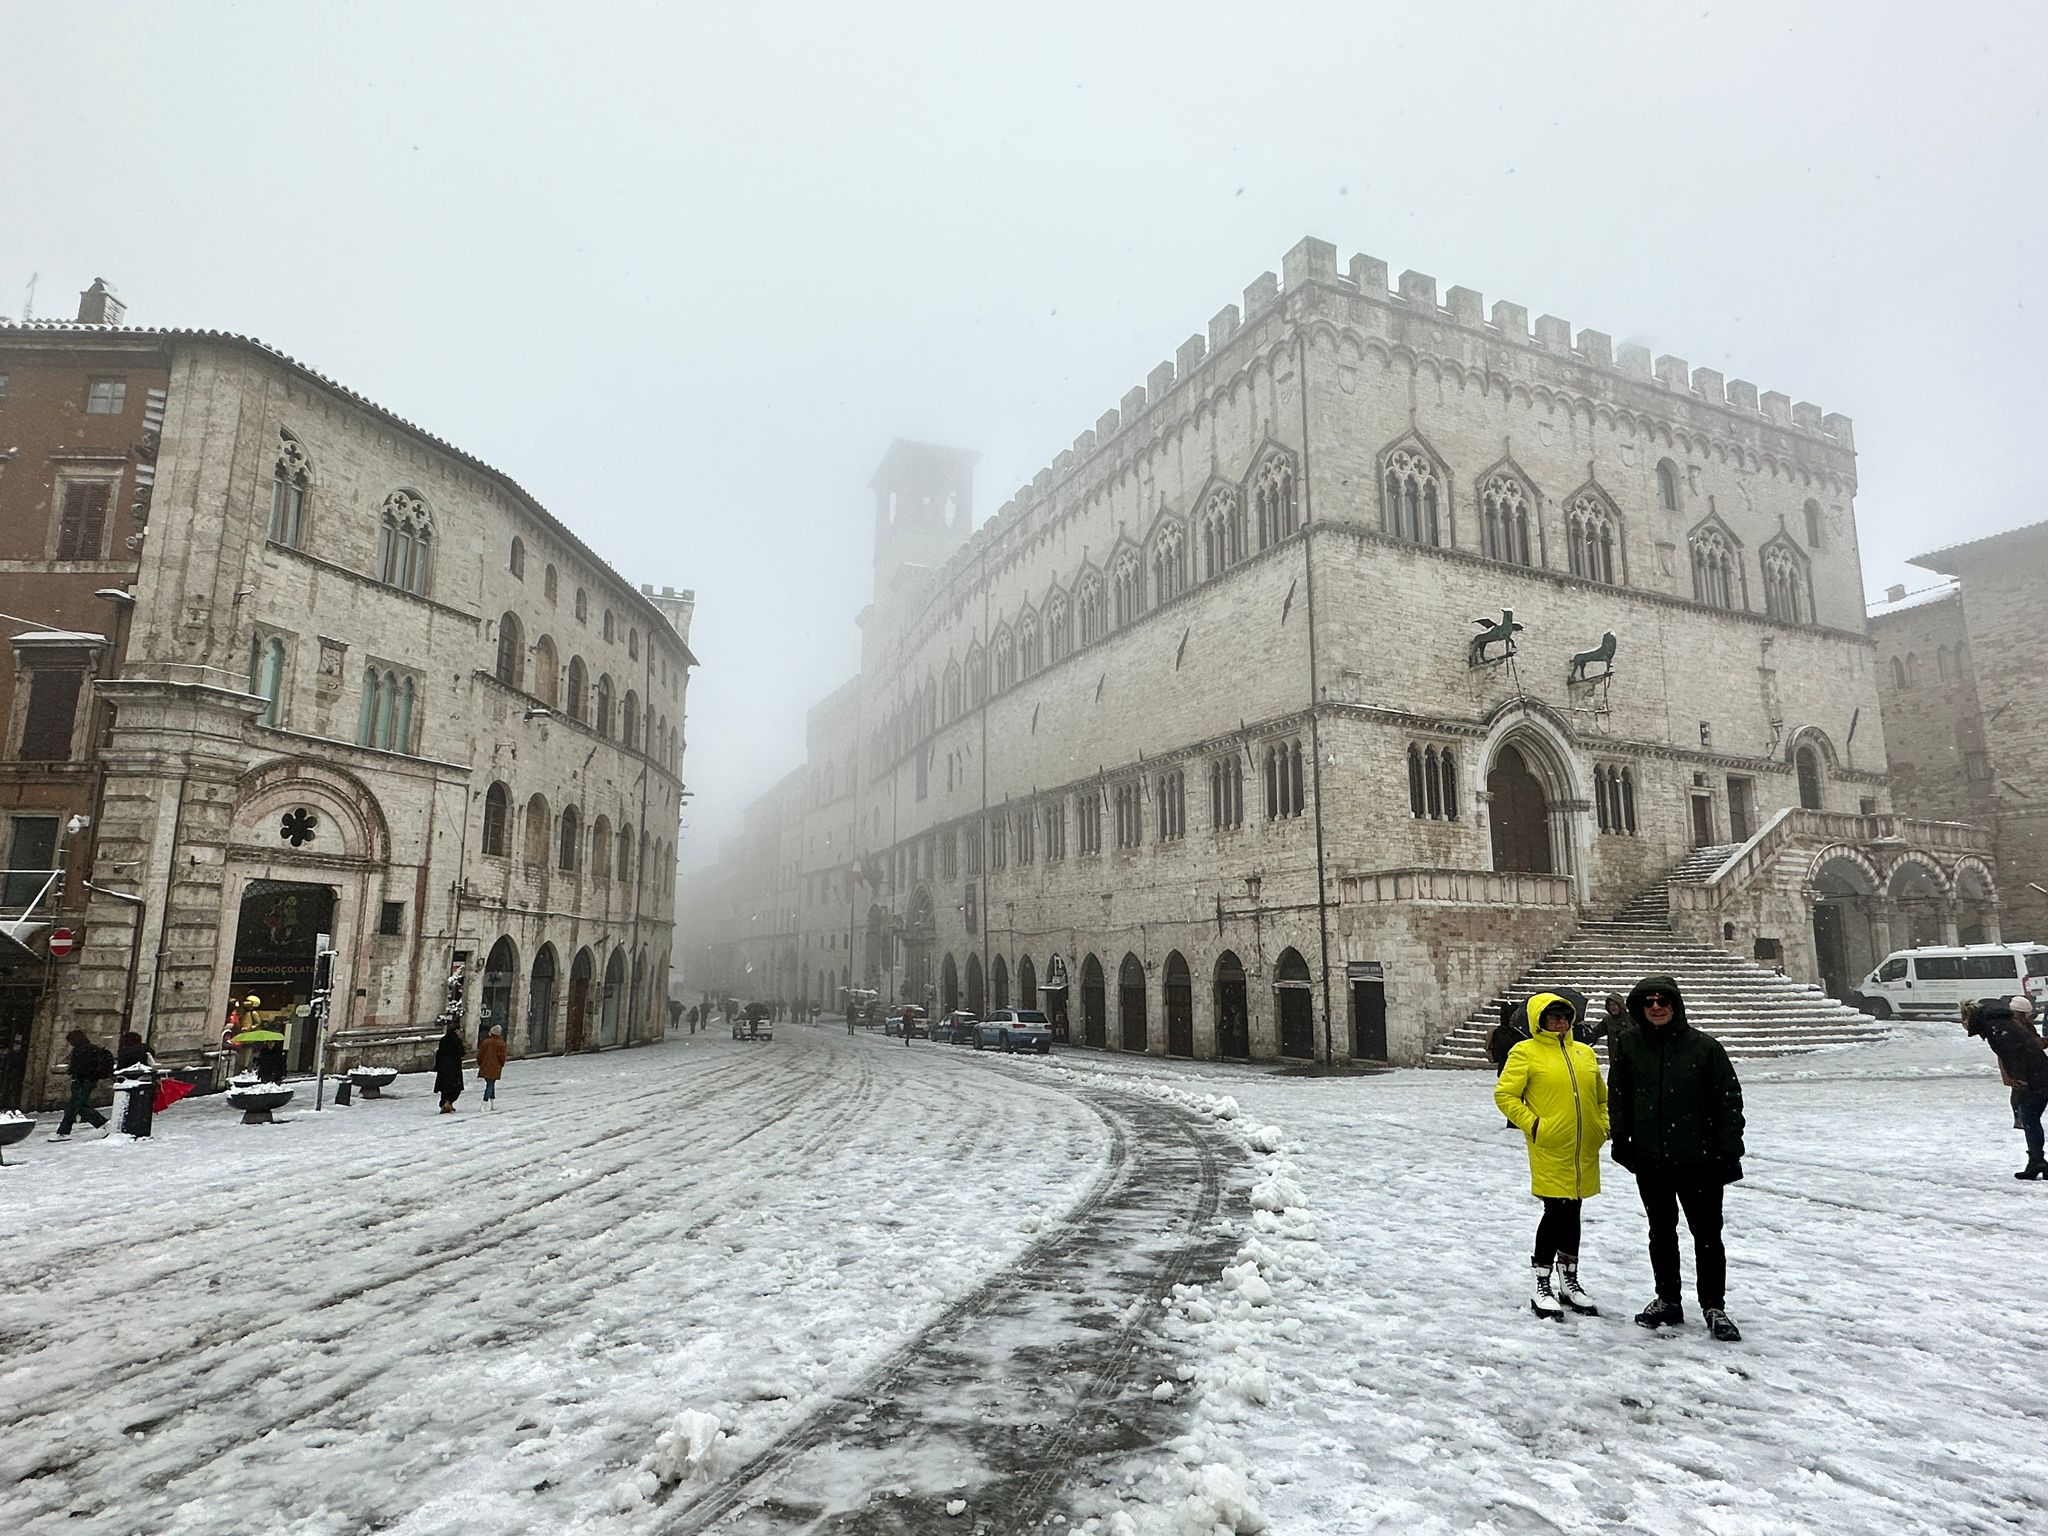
left=1524, top=991, right=1578, bottom=1035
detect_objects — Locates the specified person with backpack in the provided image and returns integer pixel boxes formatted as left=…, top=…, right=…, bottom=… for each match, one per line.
left=52, top=1029, right=113, bottom=1139
left=1494, top=992, right=1609, bottom=1319
left=1964, top=997, right=2048, bottom=1180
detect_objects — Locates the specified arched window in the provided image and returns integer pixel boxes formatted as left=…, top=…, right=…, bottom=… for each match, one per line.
left=966, top=644, right=987, bottom=706
left=376, top=490, right=432, bottom=595
left=595, top=674, right=614, bottom=736
left=1112, top=551, right=1141, bottom=628
left=1018, top=612, right=1041, bottom=675
left=1200, top=486, right=1246, bottom=578
left=574, top=588, right=588, bottom=623
left=1761, top=542, right=1810, bottom=625
left=531, top=636, right=559, bottom=707
left=566, top=657, right=587, bottom=720
left=1264, top=738, right=1305, bottom=819
left=622, top=690, right=639, bottom=750
left=1152, top=522, right=1188, bottom=605
left=557, top=804, right=580, bottom=871
left=494, top=613, right=524, bottom=689
left=1407, top=743, right=1426, bottom=817
left=1481, top=474, right=1535, bottom=567
left=247, top=636, right=286, bottom=727
left=269, top=431, right=310, bottom=549
left=1254, top=456, right=1297, bottom=549
left=482, top=782, right=510, bottom=856
left=356, top=666, right=415, bottom=751
left=1797, top=745, right=1824, bottom=810
left=1656, top=459, right=1680, bottom=512
left=1804, top=499, right=1823, bottom=549
left=992, top=629, right=1016, bottom=692
left=617, top=821, right=633, bottom=884
left=1077, top=574, right=1107, bottom=645
left=544, top=563, right=558, bottom=602
left=1383, top=447, right=1442, bottom=546
left=591, top=815, right=612, bottom=880
left=523, top=793, right=550, bottom=869
left=1566, top=494, right=1619, bottom=585
left=943, top=661, right=963, bottom=721
left=628, top=627, right=639, bottom=660
left=1594, top=765, right=1638, bottom=834
left=603, top=610, right=615, bottom=642
left=1890, top=656, right=1907, bottom=690
left=1409, top=743, right=1457, bottom=820
left=1046, top=595, right=1071, bottom=663
left=509, top=536, right=526, bottom=578
left=1689, top=525, right=1741, bottom=610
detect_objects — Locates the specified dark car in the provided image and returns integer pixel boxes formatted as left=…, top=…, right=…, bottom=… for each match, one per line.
left=937, top=1010, right=980, bottom=1045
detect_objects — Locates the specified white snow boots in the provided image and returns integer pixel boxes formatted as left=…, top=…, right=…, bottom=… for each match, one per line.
left=1530, top=1263, right=1564, bottom=1319
left=1555, top=1256, right=1598, bottom=1315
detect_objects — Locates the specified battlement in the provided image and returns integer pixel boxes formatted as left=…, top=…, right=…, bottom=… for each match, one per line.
left=927, top=234, right=1856, bottom=613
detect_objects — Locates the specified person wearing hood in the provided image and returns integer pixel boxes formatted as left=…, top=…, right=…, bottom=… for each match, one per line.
left=1963, top=998, right=2048, bottom=1179
left=433, top=1022, right=466, bottom=1114
left=476, top=1024, right=508, bottom=1110
left=1580, top=992, right=1630, bottom=1046
left=1494, top=992, right=1609, bottom=1319
left=1609, top=977, right=1746, bottom=1341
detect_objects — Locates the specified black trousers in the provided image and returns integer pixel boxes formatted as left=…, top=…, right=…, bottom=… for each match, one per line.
left=1635, top=1172, right=1726, bottom=1309
left=1532, top=1197, right=1582, bottom=1267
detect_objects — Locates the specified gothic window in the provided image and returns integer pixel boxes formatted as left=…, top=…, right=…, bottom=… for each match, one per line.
left=1044, top=798, right=1067, bottom=860
left=481, top=782, right=510, bottom=856
left=591, top=815, right=612, bottom=879
left=356, top=665, right=416, bottom=752
left=595, top=673, right=614, bottom=736
left=1481, top=474, right=1536, bottom=567
left=494, top=613, right=524, bottom=689
left=1656, top=459, right=1681, bottom=512
left=1211, top=754, right=1244, bottom=830
left=1046, top=596, right=1071, bottom=662
left=1408, top=744, right=1458, bottom=820
left=944, top=660, right=963, bottom=721
left=1804, top=498, right=1824, bottom=549
left=1383, top=447, right=1443, bottom=547
left=1113, top=782, right=1142, bottom=849
left=575, top=588, right=588, bottom=623
left=376, top=490, right=433, bottom=596
left=1077, top=574, right=1107, bottom=646
left=988, top=816, right=1007, bottom=871
left=1689, top=524, right=1742, bottom=611
left=509, top=537, right=526, bottom=578
left=1254, top=456, right=1298, bottom=549
left=603, top=610, right=615, bottom=642
left=1566, top=494, right=1620, bottom=585
left=524, top=793, right=550, bottom=869
left=566, top=657, right=588, bottom=721
left=993, top=629, right=1016, bottom=692
left=1408, top=743, right=1425, bottom=818
left=967, top=643, right=987, bottom=707
left=1155, top=769, right=1185, bottom=841
left=1761, top=541, right=1811, bottom=625
left=628, top=627, right=639, bottom=661
left=1594, top=765, right=1638, bottom=833
left=622, top=689, right=639, bottom=750
left=269, top=431, right=310, bottom=549
left=1200, top=486, right=1246, bottom=578
left=1151, top=522, right=1188, bottom=605
left=1078, top=790, right=1102, bottom=855
left=1018, top=612, right=1041, bottom=675
left=544, top=564, right=559, bottom=602
left=531, top=636, right=559, bottom=707
left=1112, top=552, right=1142, bottom=628
left=1264, top=738, right=1305, bottom=820
left=558, top=804, right=581, bottom=871
left=247, top=635, right=287, bottom=728
left=617, top=821, right=633, bottom=883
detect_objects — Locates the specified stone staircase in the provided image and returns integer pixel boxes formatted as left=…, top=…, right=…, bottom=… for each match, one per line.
left=1425, top=847, right=1891, bottom=1068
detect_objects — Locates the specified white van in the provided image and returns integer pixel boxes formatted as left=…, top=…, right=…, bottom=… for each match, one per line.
left=1853, top=944, right=2048, bottom=1019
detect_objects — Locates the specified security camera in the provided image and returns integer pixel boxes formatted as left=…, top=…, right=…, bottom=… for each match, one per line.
left=66, top=814, right=91, bottom=835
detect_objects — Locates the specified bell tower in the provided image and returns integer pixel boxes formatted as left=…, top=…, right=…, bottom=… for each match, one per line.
left=869, top=440, right=977, bottom=604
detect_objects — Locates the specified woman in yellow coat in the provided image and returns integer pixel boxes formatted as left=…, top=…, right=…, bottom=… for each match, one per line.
left=1494, top=992, right=1610, bottom=1319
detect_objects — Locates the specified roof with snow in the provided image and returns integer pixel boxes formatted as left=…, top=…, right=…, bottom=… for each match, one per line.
left=1911, top=518, right=2048, bottom=573
left=1865, top=583, right=1960, bottom=621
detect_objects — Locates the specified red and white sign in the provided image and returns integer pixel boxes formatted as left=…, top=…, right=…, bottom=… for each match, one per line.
left=48, top=928, right=77, bottom=958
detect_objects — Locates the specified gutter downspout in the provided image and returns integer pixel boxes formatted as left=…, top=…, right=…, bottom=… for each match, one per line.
left=1297, top=325, right=1338, bottom=1067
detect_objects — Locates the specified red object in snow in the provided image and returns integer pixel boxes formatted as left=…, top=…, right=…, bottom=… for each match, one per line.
left=153, top=1078, right=196, bottom=1114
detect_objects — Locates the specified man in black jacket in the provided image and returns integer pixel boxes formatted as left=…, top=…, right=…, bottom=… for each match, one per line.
left=1964, top=999, right=2048, bottom=1179
left=1608, top=976, right=1746, bottom=1341
left=52, top=1030, right=113, bottom=1139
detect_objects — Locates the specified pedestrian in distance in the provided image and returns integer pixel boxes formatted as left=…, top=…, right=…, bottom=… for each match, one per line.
left=255, top=1039, right=288, bottom=1084
left=1495, top=992, right=1609, bottom=1319
left=434, top=1021, right=466, bottom=1114
left=477, top=1024, right=507, bottom=1111
left=1963, top=997, right=2048, bottom=1180
left=1581, top=992, right=1630, bottom=1046
left=1488, top=998, right=1526, bottom=1128
left=116, top=1030, right=155, bottom=1069
left=51, top=1029, right=113, bottom=1139
left=1608, top=976, right=1746, bottom=1341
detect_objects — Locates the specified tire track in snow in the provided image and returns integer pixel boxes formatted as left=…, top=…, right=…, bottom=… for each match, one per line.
left=654, top=1083, right=1239, bottom=1534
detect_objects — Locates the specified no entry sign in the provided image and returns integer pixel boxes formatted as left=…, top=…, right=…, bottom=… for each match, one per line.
left=48, top=928, right=77, bottom=958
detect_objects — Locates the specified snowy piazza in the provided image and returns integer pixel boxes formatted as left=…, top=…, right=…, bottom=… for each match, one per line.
left=7, top=4, right=2048, bottom=1533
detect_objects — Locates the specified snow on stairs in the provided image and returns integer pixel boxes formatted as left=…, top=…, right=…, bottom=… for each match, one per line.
left=1426, top=850, right=1887, bottom=1069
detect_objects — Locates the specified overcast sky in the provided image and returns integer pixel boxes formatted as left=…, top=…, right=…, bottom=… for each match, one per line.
left=5, top=1, right=2043, bottom=865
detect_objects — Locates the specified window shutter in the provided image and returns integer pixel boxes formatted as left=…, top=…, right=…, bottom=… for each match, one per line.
left=58, top=482, right=111, bottom=560
left=19, top=667, right=85, bottom=761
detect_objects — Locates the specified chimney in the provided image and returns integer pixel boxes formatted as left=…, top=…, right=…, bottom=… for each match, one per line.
left=1884, top=584, right=1906, bottom=604
left=77, top=278, right=125, bottom=326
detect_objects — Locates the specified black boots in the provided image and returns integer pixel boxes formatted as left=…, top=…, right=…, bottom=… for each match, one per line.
left=2016, top=1157, right=2048, bottom=1181
left=1704, top=1308, right=1743, bottom=1342
left=1634, top=1296, right=1684, bottom=1329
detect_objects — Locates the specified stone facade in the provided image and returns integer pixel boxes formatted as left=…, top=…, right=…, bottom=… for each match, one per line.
left=0, top=322, right=694, bottom=1105
left=686, top=236, right=1981, bottom=1064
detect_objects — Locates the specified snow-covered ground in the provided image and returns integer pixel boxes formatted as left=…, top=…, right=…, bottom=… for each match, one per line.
left=5, top=1018, right=2041, bottom=1535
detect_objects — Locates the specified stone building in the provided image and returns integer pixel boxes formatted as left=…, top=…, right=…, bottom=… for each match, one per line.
left=1871, top=519, right=2048, bottom=949
left=685, top=236, right=1991, bottom=1063
left=1, top=305, right=694, bottom=1106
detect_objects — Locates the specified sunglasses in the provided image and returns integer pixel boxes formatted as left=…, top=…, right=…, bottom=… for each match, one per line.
left=1641, top=994, right=1675, bottom=1008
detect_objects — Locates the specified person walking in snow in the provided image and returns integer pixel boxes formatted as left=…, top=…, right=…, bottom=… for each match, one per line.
left=51, top=1029, right=113, bottom=1139
left=1608, top=976, right=1746, bottom=1341
left=433, top=1021, right=466, bottom=1114
left=1963, top=997, right=2048, bottom=1179
left=1495, top=992, right=1609, bottom=1319
left=476, top=1024, right=508, bottom=1110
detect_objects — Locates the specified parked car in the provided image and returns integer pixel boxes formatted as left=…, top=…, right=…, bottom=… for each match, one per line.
left=733, top=1002, right=774, bottom=1041
left=937, top=1010, right=980, bottom=1045
left=976, top=1008, right=1054, bottom=1054
left=1852, top=943, right=2048, bottom=1019
left=883, top=1005, right=929, bottom=1038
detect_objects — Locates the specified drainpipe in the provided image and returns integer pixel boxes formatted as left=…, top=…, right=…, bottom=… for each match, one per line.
left=1296, top=327, right=1338, bottom=1066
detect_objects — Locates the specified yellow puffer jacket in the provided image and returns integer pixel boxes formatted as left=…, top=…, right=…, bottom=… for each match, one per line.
left=1494, top=992, right=1610, bottom=1199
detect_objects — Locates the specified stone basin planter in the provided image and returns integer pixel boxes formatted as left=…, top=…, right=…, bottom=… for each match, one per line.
left=225, top=1085, right=295, bottom=1125
left=0, top=1112, right=35, bottom=1165
left=347, top=1066, right=399, bottom=1099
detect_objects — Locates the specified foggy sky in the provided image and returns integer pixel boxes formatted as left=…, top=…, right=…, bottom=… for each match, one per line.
left=5, top=1, right=2043, bottom=867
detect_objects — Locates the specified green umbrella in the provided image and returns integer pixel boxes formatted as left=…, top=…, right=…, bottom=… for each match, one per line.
left=230, top=1029, right=287, bottom=1044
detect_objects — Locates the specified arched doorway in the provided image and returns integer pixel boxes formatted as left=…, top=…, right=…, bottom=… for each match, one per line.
left=481, top=937, right=519, bottom=1046
left=991, top=954, right=1009, bottom=1010
left=1275, top=947, right=1315, bottom=1059
left=1487, top=743, right=1554, bottom=874
left=1163, top=951, right=1193, bottom=1057
left=1811, top=852, right=1879, bottom=1001
left=1214, top=951, right=1249, bottom=1059
left=1081, top=954, right=1106, bottom=1048
left=941, top=953, right=959, bottom=1014
left=1888, top=858, right=1947, bottom=950
left=1956, top=861, right=2001, bottom=945
left=1118, top=953, right=1147, bottom=1051
left=528, top=944, right=558, bottom=1053
left=630, top=949, right=646, bottom=1043
left=966, top=954, right=985, bottom=1016
left=1018, top=955, right=1037, bottom=1011
left=568, top=947, right=595, bottom=1051
left=227, top=879, right=339, bottom=1074
left=600, top=948, right=625, bottom=1047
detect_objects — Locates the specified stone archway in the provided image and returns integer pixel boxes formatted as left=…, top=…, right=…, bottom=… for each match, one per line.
left=1955, top=859, right=2002, bottom=945
left=1887, top=856, right=1948, bottom=950
left=1479, top=716, right=1585, bottom=895
left=1811, top=851, right=1881, bottom=1001
left=1487, top=745, right=1553, bottom=874
left=1214, top=951, right=1250, bottom=1059
left=940, top=953, right=959, bottom=1014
